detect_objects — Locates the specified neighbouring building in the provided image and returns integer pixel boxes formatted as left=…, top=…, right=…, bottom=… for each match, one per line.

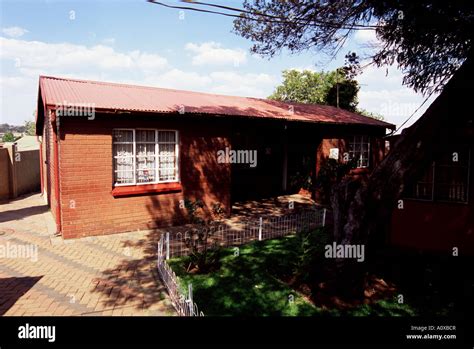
left=0, top=136, right=40, bottom=201
left=389, top=58, right=474, bottom=255
left=36, top=76, right=394, bottom=238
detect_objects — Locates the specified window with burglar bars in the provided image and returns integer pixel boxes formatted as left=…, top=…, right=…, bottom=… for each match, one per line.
left=113, top=129, right=179, bottom=185
left=405, top=147, right=470, bottom=203
left=348, top=135, right=370, bottom=168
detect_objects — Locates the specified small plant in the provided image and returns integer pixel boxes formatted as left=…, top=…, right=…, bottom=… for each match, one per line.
left=292, top=227, right=331, bottom=283
left=182, top=199, right=223, bottom=273
left=184, top=199, right=205, bottom=224
left=211, top=202, right=226, bottom=221
left=293, top=227, right=316, bottom=278
left=294, top=231, right=313, bottom=274
left=184, top=226, right=221, bottom=273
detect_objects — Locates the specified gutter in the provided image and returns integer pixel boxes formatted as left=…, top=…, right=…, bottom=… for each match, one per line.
left=42, top=105, right=395, bottom=130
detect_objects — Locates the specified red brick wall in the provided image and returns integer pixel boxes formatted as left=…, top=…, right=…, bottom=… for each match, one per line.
left=389, top=125, right=474, bottom=254
left=313, top=128, right=387, bottom=202
left=316, top=135, right=386, bottom=176
left=391, top=201, right=474, bottom=254
left=58, top=115, right=231, bottom=238
left=44, top=109, right=58, bottom=226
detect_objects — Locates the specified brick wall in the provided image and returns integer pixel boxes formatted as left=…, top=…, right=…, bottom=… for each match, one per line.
left=316, top=134, right=386, bottom=176
left=44, top=109, right=58, bottom=226
left=58, top=115, right=231, bottom=238
left=0, top=148, right=9, bottom=200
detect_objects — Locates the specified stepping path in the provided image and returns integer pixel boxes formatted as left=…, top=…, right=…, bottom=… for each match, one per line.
left=0, top=193, right=175, bottom=316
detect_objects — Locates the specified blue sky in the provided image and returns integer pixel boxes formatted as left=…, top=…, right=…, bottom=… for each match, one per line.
left=1, top=0, right=437, bottom=129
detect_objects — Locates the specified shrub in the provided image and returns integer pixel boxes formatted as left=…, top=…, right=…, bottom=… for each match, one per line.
left=293, top=227, right=331, bottom=283
left=184, top=199, right=205, bottom=224
left=183, top=225, right=221, bottom=273
left=182, top=199, right=224, bottom=273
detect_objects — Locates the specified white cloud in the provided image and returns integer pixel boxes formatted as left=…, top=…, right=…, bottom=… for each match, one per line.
left=2, top=26, right=29, bottom=38
left=139, top=70, right=276, bottom=98
left=0, top=35, right=437, bottom=132
left=185, top=41, right=247, bottom=66
left=0, top=76, right=30, bottom=88
left=141, top=69, right=213, bottom=91
left=354, top=29, right=378, bottom=44
left=357, top=64, right=438, bottom=130
left=288, top=66, right=316, bottom=73
left=0, top=37, right=168, bottom=124
left=353, top=29, right=381, bottom=54
left=0, top=37, right=168, bottom=74
left=0, top=37, right=280, bottom=124
left=209, top=71, right=276, bottom=97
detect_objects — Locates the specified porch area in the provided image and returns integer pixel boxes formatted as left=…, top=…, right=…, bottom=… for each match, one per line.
left=228, top=118, right=388, bottom=205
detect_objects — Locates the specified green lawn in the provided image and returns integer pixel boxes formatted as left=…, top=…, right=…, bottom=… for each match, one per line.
left=168, top=232, right=417, bottom=316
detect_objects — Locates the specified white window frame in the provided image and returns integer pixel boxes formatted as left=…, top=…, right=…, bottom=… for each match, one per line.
left=348, top=135, right=370, bottom=168
left=113, top=128, right=180, bottom=186
left=405, top=148, right=470, bottom=204
left=113, top=128, right=136, bottom=186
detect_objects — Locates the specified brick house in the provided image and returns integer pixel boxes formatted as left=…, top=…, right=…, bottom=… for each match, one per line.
left=36, top=76, right=394, bottom=239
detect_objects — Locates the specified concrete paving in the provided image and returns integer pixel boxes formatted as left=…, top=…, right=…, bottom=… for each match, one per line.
left=0, top=193, right=175, bottom=316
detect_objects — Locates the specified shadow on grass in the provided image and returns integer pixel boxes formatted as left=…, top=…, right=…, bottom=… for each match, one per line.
left=168, top=233, right=417, bottom=316
left=170, top=237, right=320, bottom=316
left=370, top=248, right=474, bottom=317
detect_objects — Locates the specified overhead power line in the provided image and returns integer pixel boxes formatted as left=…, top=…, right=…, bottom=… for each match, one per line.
left=147, top=0, right=380, bottom=31
left=392, top=89, right=437, bottom=134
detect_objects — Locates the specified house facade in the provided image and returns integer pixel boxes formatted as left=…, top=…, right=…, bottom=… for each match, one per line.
left=389, top=130, right=474, bottom=255
left=389, top=59, right=474, bottom=255
left=36, top=76, right=393, bottom=239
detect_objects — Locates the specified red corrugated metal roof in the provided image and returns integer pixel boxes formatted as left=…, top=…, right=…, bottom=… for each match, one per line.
left=38, top=75, right=394, bottom=129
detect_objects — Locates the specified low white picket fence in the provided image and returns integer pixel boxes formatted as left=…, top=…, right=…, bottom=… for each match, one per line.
left=156, top=208, right=326, bottom=316
left=157, top=237, right=204, bottom=316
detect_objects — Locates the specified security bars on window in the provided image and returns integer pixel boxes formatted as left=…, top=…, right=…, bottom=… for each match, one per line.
left=406, top=148, right=470, bottom=203
left=113, top=129, right=179, bottom=186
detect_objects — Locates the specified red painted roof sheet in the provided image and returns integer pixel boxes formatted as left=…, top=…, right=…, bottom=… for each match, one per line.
left=39, top=76, right=394, bottom=129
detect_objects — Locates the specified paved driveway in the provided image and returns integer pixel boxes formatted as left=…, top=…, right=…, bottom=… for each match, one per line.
left=0, top=194, right=174, bottom=316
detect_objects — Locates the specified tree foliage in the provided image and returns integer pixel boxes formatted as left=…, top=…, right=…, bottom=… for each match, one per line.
left=24, top=120, right=36, bottom=136
left=2, top=132, right=16, bottom=142
left=357, top=108, right=384, bottom=121
left=269, top=65, right=384, bottom=119
left=269, top=68, right=360, bottom=112
left=234, top=1, right=474, bottom=94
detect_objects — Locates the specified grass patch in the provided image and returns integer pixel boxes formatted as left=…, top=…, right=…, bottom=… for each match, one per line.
left=169, top=236, right=321, bottom=316
left=168, top=231, right=417, bottom=316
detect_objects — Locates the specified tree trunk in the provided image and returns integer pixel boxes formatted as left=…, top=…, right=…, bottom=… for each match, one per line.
left=329, top=55, right=474, bottom=298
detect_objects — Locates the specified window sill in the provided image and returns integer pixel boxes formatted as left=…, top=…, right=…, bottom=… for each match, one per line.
left=112, top=182, right=182, bottom=197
